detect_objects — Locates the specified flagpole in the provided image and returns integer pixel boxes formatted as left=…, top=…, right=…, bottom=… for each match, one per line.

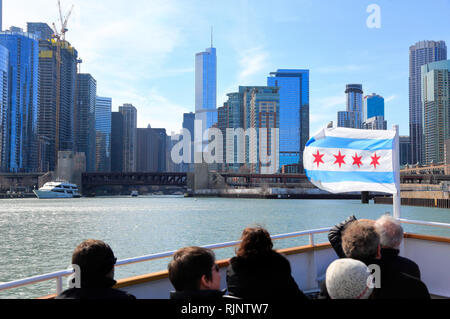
left=393, top=125, right=401, bottom=219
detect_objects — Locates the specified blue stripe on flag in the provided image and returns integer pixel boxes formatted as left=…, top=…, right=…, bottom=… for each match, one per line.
left=308, top=137, right=393, bottom=151
left=305, top=169, right=395, bottom=184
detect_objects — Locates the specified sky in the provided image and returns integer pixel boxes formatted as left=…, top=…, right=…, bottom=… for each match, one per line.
left=4, top=0, right=450, bottom=136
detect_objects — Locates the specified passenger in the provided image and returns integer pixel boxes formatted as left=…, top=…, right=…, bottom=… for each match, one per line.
left=325, top=258, right=374, bottom=299
left=226, top=227, right=307, bottom=299
left=56, top=239, right=135, bottom=299
left=168, top=246, right=225, bottom=299
left=375, top=214, right=421, bottom=279
left=319, top=220, right=430, bottom=299
left=328, top=215, right=421, bottom=279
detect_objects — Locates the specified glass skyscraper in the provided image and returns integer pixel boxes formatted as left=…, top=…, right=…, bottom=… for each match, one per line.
left=421, top=60, right=450, bottom=165
left=0, top=30, right=39, bottom=172
left=195, top=46, right=217, bottom=150
left=267, top=69, right=309, bottom=168
left=409, top=40, right=447, bottom=164
left=362, top=93, right=386, bottom=130
left=111, top=112, right=124, bottom=172
left=363, top=93, right=384, bottom=121
left=76, top=73, right=97, bottom=172
left=95, top=96, right=112, bottom=172
left=119, top=104, right=137, bottom=172
left=0, top=44, right=8, bottom=170
left=337, top=84, right=363, bottom=130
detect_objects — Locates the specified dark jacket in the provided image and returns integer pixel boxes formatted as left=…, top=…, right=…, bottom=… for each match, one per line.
left=55, top=277, right=136, bottom=300
left=321, top=217, right=429, bottom=299
left=226, top=251, right=307, bottom=299
left=380, top=248, right=421, bottom=279
left=319, top=258, right=430, bottom=299
left=328, top=215, right=422, bottom=279
left=328, top=215, right=357, bottom=258
left=170, top=289, right=226, bottom=300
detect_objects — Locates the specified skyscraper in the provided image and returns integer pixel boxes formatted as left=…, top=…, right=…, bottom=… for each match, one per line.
left=421, top=60, right=450, bottom=164
left=32, top=24, right=79, bottom=171
left=0, top=44, right=8, bottom=170
left=267, top=69, right=309, bottom=168
left=195, top=46, right=217, bottom=150
left=248, top=87, right=280, bottom=174
left=337, top=84, right=363, bottom=129
left=75, top=73, right=97, bottom=172
left=95, top=96, right=112, bottom=172
left=400, top=136, right=411, bottom=167
left=363, top=93, right=384, bottom=121
left=409, top=40, right=447, bottom=164
left=27, top=22, right=53, bottom=41
left=217, top=92, right=244, bottom=172
left=0, top=30, right=39, bottom=172
left=119, top=104, right=137, bottom=172
left=363, top=93, right=386, bottom=130
left=137, top=126, right=167, bottom=172
left=111, top=112, right=124, bottom=172
left=182, top=112, right=195, bottom=172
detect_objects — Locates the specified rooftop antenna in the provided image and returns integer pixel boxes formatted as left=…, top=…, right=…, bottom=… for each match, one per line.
left=211, top=26, right=213, bottom=48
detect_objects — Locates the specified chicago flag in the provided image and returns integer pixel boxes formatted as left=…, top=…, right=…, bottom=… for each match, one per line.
left=303, top=127, right=400, bottom=194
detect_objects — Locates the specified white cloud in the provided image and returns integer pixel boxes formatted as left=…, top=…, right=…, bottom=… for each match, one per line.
left=385, top=95, right=397, bottom=103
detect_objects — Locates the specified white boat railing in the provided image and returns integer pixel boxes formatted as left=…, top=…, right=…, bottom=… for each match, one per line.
left=0, top=219, right=449, bottom=297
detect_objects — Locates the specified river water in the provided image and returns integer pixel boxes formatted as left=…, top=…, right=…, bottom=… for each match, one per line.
left=1, top=196, right=449, bottom=299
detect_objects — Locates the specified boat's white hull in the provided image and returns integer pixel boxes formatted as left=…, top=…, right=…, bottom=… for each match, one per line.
left=33, top=190, right=80, bottom=199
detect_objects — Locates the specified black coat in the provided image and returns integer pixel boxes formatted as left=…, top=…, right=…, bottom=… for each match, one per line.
left=226, top=251, right=307, bottom=299
left=380, top=248, right=421, bottom=279
left=328, top=215, right=422, bottom=279
left=319, top=258, right=430, bottom=299
left=55, top=277, right=136, bottom=300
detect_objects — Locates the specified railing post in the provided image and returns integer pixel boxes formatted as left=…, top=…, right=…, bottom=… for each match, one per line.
left=56, top=276, right=63, bottom=295
left=309, top=234, right=314, bottom=246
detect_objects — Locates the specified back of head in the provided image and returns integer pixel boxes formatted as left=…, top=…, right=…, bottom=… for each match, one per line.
left=326, top=258, right=374, bottom=299
left=342, top=220, right=380, bottom=262
left=375, top=214, right=404, bottom=249
left=237, top=227, right=273, bottom=258
left=168, top=246, right=215, bottom=291
left=72, top=239, right=116, bottom=285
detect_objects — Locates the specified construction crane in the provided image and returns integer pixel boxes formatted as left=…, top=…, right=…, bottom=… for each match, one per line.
left=52, top=0, right=74, bottom=41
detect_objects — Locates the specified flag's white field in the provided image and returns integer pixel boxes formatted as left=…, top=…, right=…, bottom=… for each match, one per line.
left=303, top=127, right=399, bottom=194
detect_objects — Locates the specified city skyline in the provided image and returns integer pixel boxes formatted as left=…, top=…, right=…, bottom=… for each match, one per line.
left=4, top=0, right=450, bottom=136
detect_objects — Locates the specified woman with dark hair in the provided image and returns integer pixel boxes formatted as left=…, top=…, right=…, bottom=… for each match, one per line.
left=226, top=227, right=307, bottom=299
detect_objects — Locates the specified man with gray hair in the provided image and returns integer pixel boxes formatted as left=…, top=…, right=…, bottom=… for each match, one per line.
left=375, top=214, right=421, bottom=279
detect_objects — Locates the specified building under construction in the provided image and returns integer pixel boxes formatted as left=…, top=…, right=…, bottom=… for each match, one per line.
left=28, top=23, right=78, bottom=172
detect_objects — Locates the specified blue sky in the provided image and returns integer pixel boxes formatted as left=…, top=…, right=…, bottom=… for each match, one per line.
left=5, top=0, right=450, bottom=136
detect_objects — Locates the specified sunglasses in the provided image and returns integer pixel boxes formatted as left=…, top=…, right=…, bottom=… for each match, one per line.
left=213, top=264, right=219, bottom=272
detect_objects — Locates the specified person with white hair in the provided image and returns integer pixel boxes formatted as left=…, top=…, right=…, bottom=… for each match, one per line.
left=375, top=214, right=421, bottom=279
left=325, top=258, right=374, bottom=299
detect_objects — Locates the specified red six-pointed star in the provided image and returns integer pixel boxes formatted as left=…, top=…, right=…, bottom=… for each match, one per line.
left=352, top=153, right=363, bottom=168
left=370, top=153, right=381, bottom=169
left=313, top=150, right=325, bottom=168
left=333, top=151, right=346, bottom=168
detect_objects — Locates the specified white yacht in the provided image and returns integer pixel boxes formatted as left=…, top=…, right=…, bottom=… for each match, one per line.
left=131, top=190, right=139, bottom=197
left=33, top=182, right=81, bottom=199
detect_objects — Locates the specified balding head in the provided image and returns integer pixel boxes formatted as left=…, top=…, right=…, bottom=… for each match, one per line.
left=375, top=214, right=404, bottom=249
